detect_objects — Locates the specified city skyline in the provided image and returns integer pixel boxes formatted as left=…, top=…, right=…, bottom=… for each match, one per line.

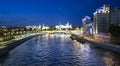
left=0, top=0, right=120, bottom=26
left=0, top=1, right=120, bottom=65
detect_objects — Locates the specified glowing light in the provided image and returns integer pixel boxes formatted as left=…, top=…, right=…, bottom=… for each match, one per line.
left=90, top=28, right=93, bottom=34
left=55, top=22, right=72, bottom=29
left=93, top=7, right=104, bottom=15
left=42, top=24, right=49, bottom=30
left=82, top=16, right=91, bottom=22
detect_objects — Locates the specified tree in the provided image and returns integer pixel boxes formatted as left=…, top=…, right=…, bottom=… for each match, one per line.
left=0, top=28, right=4, bottom=37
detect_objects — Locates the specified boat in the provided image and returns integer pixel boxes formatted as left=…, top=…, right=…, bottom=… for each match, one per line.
left=70, top=34, right=77, bottom=40
left=76, top=37, right=85, bottom=44
left=70, top=34, right=85, bottom=44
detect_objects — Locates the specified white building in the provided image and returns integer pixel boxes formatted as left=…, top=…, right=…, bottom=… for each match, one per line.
left=26, top=25, right=42, bottom=30
left=0, top=25, right=7, bottom=29
left=42, top=24, right=49, bottom=30
left=55, top=22, right=72, bottom=30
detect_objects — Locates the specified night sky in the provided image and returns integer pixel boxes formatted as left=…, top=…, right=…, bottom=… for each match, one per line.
left=0, top=0, right=120, bottom=27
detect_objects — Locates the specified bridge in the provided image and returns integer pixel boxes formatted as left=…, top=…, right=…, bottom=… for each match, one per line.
left=42, top=30, right=81, bottom=35
left=42, top=30, right=71, bottom=34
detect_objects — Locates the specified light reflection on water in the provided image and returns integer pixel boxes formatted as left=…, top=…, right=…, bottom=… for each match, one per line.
left=0, top=34, right=120, bottom=66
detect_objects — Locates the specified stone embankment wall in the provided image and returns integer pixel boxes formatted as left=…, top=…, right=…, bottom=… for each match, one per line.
left=0, top=34, right=40, bottom=57
left=85, top=39, right=120, bottom=53
left=72, top=34, right=120, bottom=53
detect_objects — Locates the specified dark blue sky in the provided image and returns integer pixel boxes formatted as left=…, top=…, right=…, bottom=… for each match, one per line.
left=0, top=0, right=120, bottom=26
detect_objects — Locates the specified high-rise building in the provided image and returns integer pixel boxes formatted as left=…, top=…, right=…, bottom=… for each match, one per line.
left=93, top=5, right=120, bottom=34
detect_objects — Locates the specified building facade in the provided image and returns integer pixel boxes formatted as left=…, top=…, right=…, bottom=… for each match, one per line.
left=55, top=22, right=72, bottom=30
left=110, top=7, right=120, bottom=25
left=93, top=5, right=110, bottom=34
left=93, top=5, right=120, bottom=34
left=82, top=16, right=93, bottom=36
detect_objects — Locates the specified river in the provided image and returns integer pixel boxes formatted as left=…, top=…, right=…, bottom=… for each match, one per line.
left=0, top=34, right=120, bottom=66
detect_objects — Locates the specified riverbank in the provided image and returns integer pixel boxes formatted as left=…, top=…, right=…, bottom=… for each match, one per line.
left=72, top=34, right=120, bottom=53
left=85, top=39, right=120, bottom=53
left=0, top=33, right=42, bottom=57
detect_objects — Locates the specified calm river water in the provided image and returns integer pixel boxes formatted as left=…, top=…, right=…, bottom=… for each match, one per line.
left=0, top=34, right=120, bottom=66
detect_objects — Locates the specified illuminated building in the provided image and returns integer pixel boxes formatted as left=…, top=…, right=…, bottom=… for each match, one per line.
left=55, top=22, right=72, bottom=30
left=0, top=25, right=7, bottom=29
left=93, top=5, right=110, bottom=34
left=42, top=24, right=49, bottom=30
left=82, top=16, right=93, bottom=35
left=93, top=5, right=120, bottom=34
left=26, top=25, right=42, bottom=30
